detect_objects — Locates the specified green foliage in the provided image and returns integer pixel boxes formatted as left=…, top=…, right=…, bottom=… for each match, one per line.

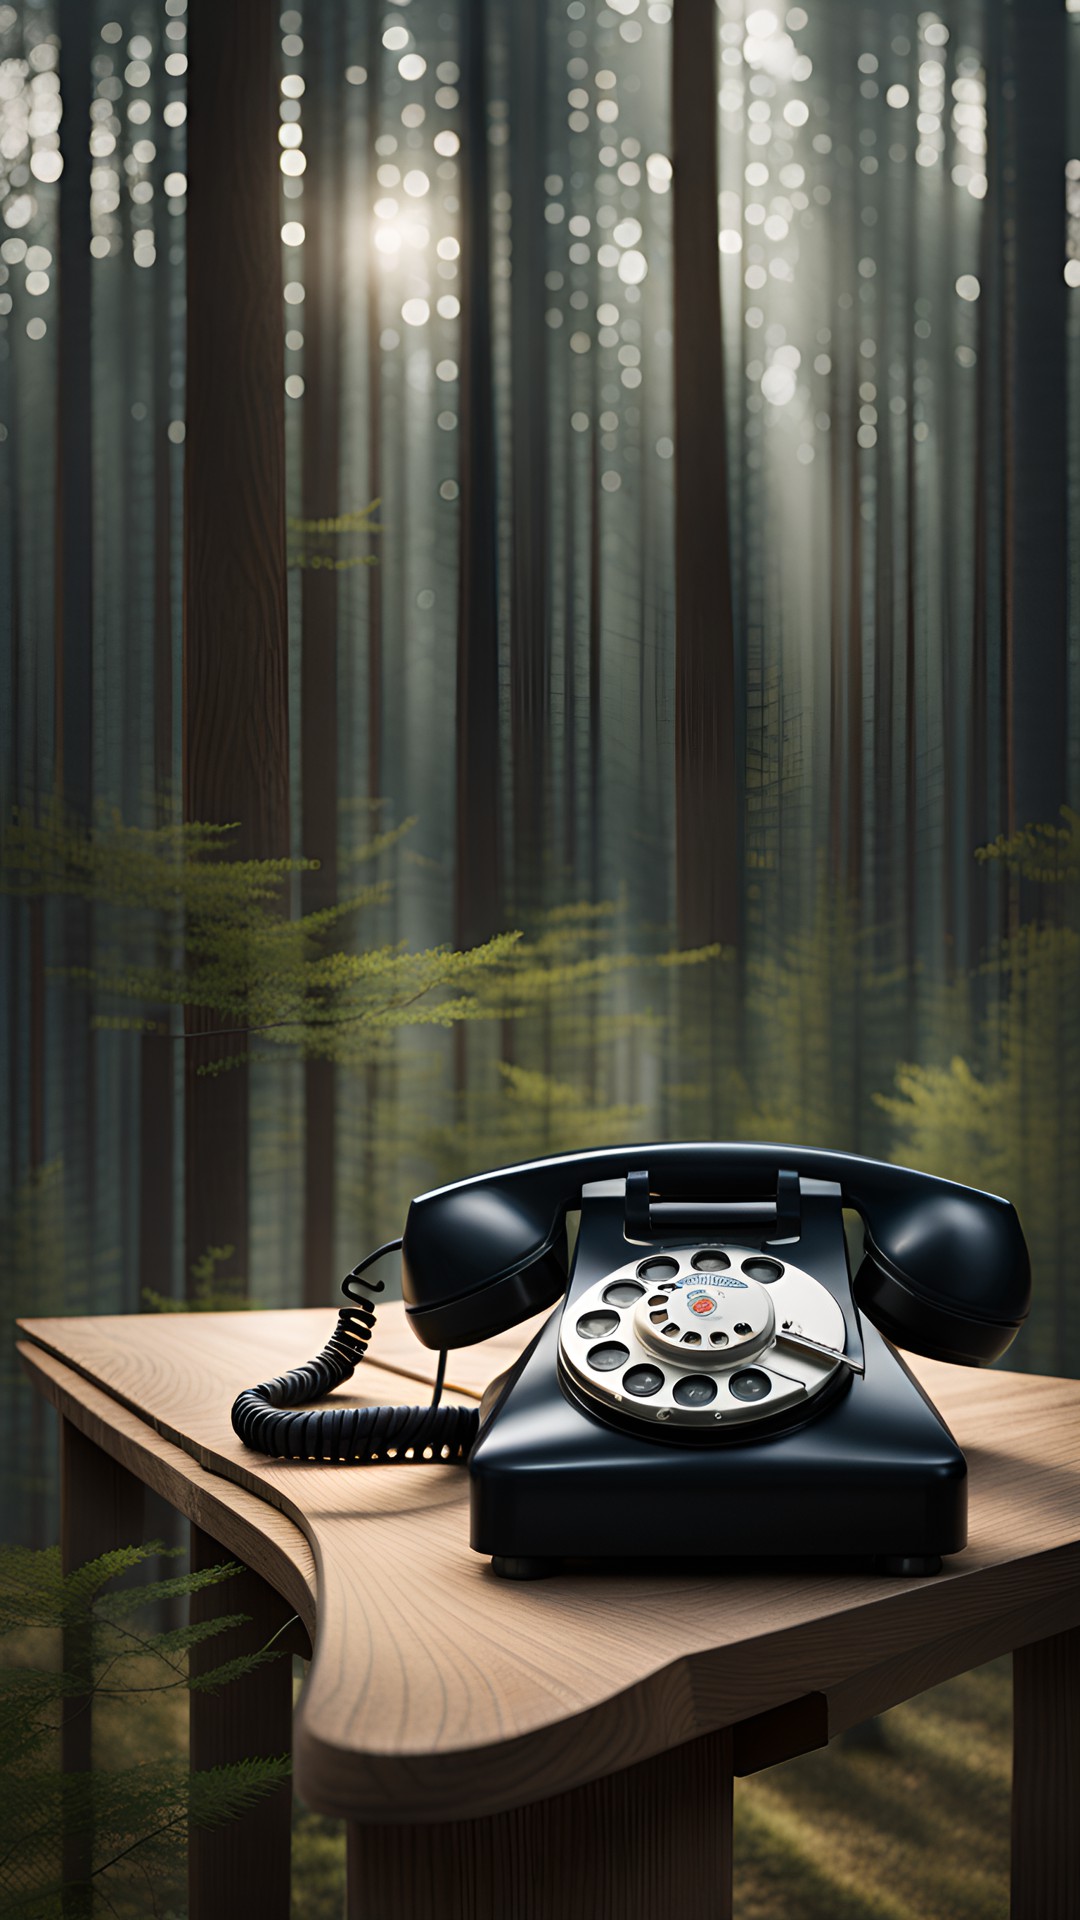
left=737, top=885, right=867, bottom=1149
left=975, top=805, right=1080, bottom=894
left=0, top=1162, right=68, bottom=1326
left=287, top=497, right=381, bottom=572
left=388, top=902, right=720, bottom=1206
left=0, top=1542, right=291, bottom=1919
left=424, top=1058, right=646, bottom=1182
left=0, top=1164, right=80, bottom=1527
left=876, top=1057, right=1002, bottom=1194
left=1, top=804, right=521, bottom=1071
left=289, top=1809, right=348, bottom=1920
left=143, top=1246, right=253, bottom=1314
left=880, top=825, right=1080, bottom=1373
left=450, top=898, right=720, bottom=1022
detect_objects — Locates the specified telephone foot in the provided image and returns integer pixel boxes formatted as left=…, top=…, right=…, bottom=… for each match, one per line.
left=883, top=1554, right=942, bottom=1577
left=491, top=1556, right=557, bottom=1581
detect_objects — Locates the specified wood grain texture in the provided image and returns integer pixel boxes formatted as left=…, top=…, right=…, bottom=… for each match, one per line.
left=731, top=1693, right=827, bottom=1777
left=18, top=1308, right=1080, bottom=1826
left=347, top=1729, right=733, bottom=1920
left=1012, top=1625, right=1080, bottom=1918
left=20, top=1343, right=317, bottom=1635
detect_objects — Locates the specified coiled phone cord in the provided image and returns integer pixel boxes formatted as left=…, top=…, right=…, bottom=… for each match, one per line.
left=230, top=1241, right=480, bottom=1465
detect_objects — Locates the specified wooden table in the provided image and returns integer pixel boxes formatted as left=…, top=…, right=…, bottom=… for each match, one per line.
left=17, top=1306, right=1080, bottom=1920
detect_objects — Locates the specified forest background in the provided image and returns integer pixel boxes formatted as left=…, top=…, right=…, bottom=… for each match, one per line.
left=2, top=0, right=1078, bottom=1544
left=1, top=1, right=1077, bottom=1913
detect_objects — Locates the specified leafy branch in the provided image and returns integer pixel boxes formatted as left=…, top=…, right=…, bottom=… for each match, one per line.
left=1, top=804, right=522, bottom=1072
left=0, top=1542, right=292, bottom=1918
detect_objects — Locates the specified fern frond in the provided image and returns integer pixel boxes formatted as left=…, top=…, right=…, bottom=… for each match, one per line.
left=185, top=1647, right=286, bottom=1696
left=94, top=1563, right=244, bottom=1620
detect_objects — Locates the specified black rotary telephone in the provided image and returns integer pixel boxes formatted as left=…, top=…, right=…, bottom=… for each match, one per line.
left=232, top=1145, right=1030, bottom=1578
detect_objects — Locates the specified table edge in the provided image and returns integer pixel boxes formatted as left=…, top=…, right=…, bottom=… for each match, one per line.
left=18, top=1319, right=1080, bottom=1824
left=17, top=1341, right=319, bottom=1637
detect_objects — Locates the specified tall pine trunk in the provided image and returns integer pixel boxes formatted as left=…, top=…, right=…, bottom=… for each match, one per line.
left=872, top=384, right=894, bottom=943
left=903, top=319, right=918, bottom=1043
left=454, top=0, right=500, bottom=953
left=366, top=0, right=383, bottom=807
left=54, top=0, right=94, bottom=1402
left=509, top=4, right=549, bottom=918
left=827, top=367, right=844, bottom=886
left=360, top=2, right=384, bottom=1251
left=56, top=2, right=95, bottom=1872
left=588, top=422, right=601, bottom=905
left=183, top=0, right=290, bottom=1296
left=1008, top=0, right=1068, bottom=832
left=55, top=0, right=92, bottom=818
left=137, top=181, right=177, bottom=1304
left=847, top=402, right=863, bottom=906
left=301, top=13, right=343, bottom=1306
left=672, top=0, right=739, bottom=951
left=968, top=324, right=989, bottom=960
left=966, top=2, right=1000, bottom=969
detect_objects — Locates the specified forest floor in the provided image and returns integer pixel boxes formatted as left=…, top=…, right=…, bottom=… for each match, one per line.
left=733, top=1659, right=1010, bottom=1920
left=289, top=1659, right=1011, bottom=1919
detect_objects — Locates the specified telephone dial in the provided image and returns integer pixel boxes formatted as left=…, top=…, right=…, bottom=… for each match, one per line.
left=232, top=1145, right=1030, bottom=1577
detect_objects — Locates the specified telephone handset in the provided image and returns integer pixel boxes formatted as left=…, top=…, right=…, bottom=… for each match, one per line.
left=232, top=1145, right=1030, bottom=1576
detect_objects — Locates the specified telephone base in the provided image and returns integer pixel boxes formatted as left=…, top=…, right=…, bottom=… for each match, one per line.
left=470, top=1312, right=968, bottom=1573
left=468, top=1187, right=971, bottom=1576
left=489, top=1552, right=945, bottom=1580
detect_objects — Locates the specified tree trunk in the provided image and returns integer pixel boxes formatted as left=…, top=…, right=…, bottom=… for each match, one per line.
left=183, top=0, right=289, bottom=1296
left=562, top=435, right=577, bottom=883
left=55, top=0, right=95, bottom=1325
left=672, top=0, right=739, bottom=951
left=509, top=4, right=549, bottom=918
left=454, top=0, right=500, bottom=952
left=55, top=0, right=93, bottom=820
left=966, top=1, right=1000, bottom=968
left=137, top=130, right=178, bottom=1305
left=1008, top=0, right=1068, bottom=833
left=366, top=1, right=383, bottom=808
left=872, top=378, right=893, bottom=943
left=939, top=175, right=958, bottom=979
left=301, top=11, right=343, bottom=1307
left=847, top=404, right=863, bottom=906
left=588, top=423, right=601, bottom=905
left=360, top=3, right=384, bottom=1271
left=827, top=368, right=844, bottom=887
left=904, top=328, right=918, bottom=1041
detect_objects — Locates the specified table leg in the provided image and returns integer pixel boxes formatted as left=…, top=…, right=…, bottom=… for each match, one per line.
left=1012, top=1627, right=1080, bottom=1917
left=60, top=1417, right=145, bottom=1918
left=346, top=1728, right=733, bottom=1920
left=187, top=1524, right=295, bottom=1920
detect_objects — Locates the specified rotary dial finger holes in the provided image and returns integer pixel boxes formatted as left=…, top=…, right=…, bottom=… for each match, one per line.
left=558, top=1244, right=849, bottom=1434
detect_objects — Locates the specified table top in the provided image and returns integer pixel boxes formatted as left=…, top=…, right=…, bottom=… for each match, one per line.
left=18, top=1305, right=1080, bottom=1825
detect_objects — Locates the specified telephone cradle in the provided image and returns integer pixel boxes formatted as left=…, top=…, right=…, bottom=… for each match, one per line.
left=232, top=1144, right=1031, bottom=1579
